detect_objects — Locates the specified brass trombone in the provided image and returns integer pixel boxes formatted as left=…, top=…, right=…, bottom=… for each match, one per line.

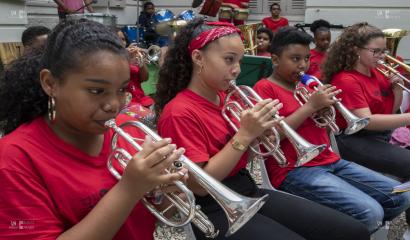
left=376, top=29, right=410, bottom=93
left=222, top=80, right=327, bottom=167
left=295, top=72, right=369, bottom=135
left=105, top=119, right=268, bottom=237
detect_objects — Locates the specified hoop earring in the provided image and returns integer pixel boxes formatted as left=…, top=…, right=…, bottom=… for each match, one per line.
left=48, top=97, right=56, bottom=123
left=198, top=65, right=203, bottom=75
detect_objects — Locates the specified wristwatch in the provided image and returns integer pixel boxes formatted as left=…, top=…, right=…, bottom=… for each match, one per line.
left=231, top=137, right=247, bottom=151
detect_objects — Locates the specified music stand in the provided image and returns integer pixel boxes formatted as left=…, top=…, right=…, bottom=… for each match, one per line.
left=236, top=55, right=273, bottom=87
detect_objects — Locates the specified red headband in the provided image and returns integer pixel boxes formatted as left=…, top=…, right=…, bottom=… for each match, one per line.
left=188, top=22, right=242, bottom=56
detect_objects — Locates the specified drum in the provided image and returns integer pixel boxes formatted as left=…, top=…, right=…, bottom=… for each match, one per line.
left=218, top=7, right=233, bottom=21
left=154, top=9, right=174, bottom=37
left=122, top=26, right=145, bottom=43
left=178, top=10, right=195, bottom=21
left=233, top=8, right=250, bottom=21
left=67, top=13, right=117, bottom=27
left=158, top=36, right=170, bottom=47
left=199, top=0, right=223, bottom=17
left=154, top=9, right=175, bottom=23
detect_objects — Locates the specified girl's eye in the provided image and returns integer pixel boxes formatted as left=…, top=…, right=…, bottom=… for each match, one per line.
left=88, top=89, right=104, bottom=95
left=292, top=57, right=299, bottom=62
left=119, top=87, right=127, bottom=94
left=225, top=57, right=234, bottom=63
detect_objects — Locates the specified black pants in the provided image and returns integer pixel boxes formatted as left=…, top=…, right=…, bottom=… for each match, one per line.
left=336, top=130, right=410, bottom=225
left=192, top=169, right=370, bottom=240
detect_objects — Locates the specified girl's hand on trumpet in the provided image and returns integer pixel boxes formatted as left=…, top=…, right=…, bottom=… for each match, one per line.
left=120, top=135, right=188, bottom=197
left=127, top=43, right=148, bottom=67
left=306, top=84, right=341, bottom=112
left=237, top=99, right=283, bottom=145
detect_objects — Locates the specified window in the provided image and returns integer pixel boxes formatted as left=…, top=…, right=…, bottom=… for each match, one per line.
left=249, top=0, right=305, bottom=16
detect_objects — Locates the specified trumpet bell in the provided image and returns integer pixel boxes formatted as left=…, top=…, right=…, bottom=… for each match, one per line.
left=337, top=102, right=370, bottom=135
left=225, top=194, right=268, bottom=236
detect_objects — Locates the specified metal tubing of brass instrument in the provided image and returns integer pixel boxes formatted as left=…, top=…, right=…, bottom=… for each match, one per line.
left=105, top=120, right=199, bottom=228
left=377, top=59, right=410, bottom=93
left=225, top=80, right=326, bottom=167
left=298, top=72, right=370, bottom=135
left=106, top=119, right=268, bottom=237
left=294, top=86, right=340, bottom=134
left=222, top=99, right=288, bottom=167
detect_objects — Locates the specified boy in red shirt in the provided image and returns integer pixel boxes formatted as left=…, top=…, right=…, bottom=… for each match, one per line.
left=253, top=26, right=410, bottom=233
left=262, top=3, right=289, bottom=33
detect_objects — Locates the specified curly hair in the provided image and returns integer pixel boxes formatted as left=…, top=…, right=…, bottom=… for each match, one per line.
left=154, top=18, right=237, bottom=121
left=309, top=19, right=330, bottom=36
left=322, top=22, right=384, bottom=83
left=0, top=19, right=127, bottom=135
left=0, top=49, right=45, bottom=135
left=257, top=27, right=274, bottom=42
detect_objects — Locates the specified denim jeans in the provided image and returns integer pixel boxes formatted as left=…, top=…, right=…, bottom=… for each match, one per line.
left=279, top=159, right=410, bottom=233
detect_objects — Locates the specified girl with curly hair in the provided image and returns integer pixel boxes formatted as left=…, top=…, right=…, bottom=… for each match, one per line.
left=323, top=22, right=410, bottom=181
left=155, top=18, right=370, bottom=240
left=323, top=22, right=410, bottom=238
left=0, top=19, right=187, bottom=240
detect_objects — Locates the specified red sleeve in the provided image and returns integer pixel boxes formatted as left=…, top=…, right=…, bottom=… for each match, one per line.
left=253, top=80, right=279, bottom=100
left=159, top=115, right=210, bottom=164
left=262, top=18, right=269, bottom=27
left=283, top=18, right=289, bottom=26
left=333, top=74, right=369, bottom=110
left=0, top=148, right=64, bottom=239
left=129, top=65, right=140, bottom=85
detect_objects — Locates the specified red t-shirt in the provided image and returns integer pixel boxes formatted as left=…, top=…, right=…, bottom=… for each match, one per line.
left=157, top=89, right=248, bottom=177
left=253, top=79, right=340, bottom=188
left=306, top=49, right=326, bottom=80
left=331, top=69, right=394, bottom=130
left=128, top=64, right=154, bottom=107
left=257, top=52, right=272, bottom=57
left=57, top=0, right=85, bottom=13
left=262, top=17, right=289, bottom=33
left=0, top=115, right=156, bottom=240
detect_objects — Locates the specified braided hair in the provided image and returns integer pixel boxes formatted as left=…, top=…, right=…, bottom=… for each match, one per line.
left=0, top=19, right=127, bottom=135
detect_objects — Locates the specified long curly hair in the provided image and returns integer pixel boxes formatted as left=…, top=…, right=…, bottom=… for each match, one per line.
left=154, top=18, right=221, bottom=121
left=0, top=19, right=127, bottom=135
left=322, top=22, right=384, bottom=83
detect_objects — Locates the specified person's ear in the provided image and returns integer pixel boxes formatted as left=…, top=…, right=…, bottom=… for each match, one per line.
left=271, top=53, right=279, bottom=67
left=191, top=49, right=204, bottom=67
left=39, top=69, right=58, bottom=97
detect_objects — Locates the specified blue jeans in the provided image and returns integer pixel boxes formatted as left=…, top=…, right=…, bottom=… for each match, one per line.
left=279, top=159, right=410, bottom=233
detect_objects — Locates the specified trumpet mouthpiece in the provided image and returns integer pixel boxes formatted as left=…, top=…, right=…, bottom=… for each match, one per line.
left=105, top=119, right=116, bottom=128
left=377, top=59, right=386, bottom=65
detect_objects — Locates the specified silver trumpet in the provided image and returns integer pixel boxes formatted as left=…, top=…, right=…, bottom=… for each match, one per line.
left=105, top=119, right=268, bottom=237
left=223, top=80, right=326, bottom=167
left=297, top=72, right=369, bottom=135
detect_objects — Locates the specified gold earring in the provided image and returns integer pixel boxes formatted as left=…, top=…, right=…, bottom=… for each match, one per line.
left=198, top=65, right=203, bottom=75
left=48, top=97, right=56, bottom=123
